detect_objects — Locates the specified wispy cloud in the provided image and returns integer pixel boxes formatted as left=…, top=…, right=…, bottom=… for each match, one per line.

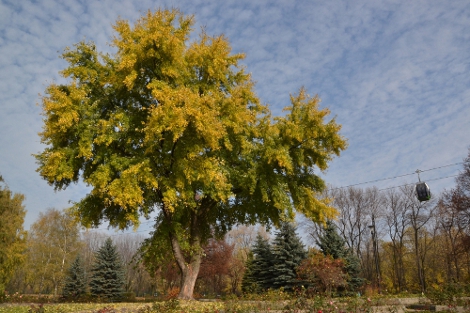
left=1, top=0, right=469, bottom=229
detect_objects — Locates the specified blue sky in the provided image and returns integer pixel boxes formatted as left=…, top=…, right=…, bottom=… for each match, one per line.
left=1, top=0, right=469, bottom=233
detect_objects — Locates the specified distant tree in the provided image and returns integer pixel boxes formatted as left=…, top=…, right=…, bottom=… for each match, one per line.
left=456, top=148, right=470, bottom=214
left=439, top=148, right=470, bottom=245
left=89, top=238, right=125, bottom=301
left=26, top=208, right=82, bottom=295
left=317, top=220, right=363, bottom=291
left=241, top=251, right=258, bottom=294
left=227, top=225, right=269, bottom=294
left=436, top=190, right=468, bottom=282
left=62, top=255, right=86, bottom=299
left=317, top=221, right=346, bottom=259
left=250, top=233, right=275, bottom=291
left=383, top=188, right=409, bottom=293
left=0, top=175, right=27, bottom=294
left=35, top=8, right=347, bottom=299
left=198, top=238, right=234, bottom=295
left=431, top=148, right=470, bottom=287
left=114, top=233, right=147, bottom=294
left=271, top=222, right=307, bottom=290
left=228, top=251, right=246, bottom=295
left=401, top=185, right=436, bottom=293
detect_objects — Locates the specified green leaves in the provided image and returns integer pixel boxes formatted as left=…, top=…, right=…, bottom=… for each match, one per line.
left=36, top=9, right=347, bottom=298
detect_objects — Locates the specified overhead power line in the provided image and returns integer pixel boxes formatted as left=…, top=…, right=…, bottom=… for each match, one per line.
left=329, top=162, right=462, bottom=191
left=377, top=174, right=459, bottom=191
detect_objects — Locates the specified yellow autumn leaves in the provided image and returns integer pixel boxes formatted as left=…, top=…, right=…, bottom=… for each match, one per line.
left=36, top=8, right=346, bottom=230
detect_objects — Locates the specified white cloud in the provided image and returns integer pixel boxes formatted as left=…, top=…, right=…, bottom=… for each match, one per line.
left=1, top=0, right=469, bottom=230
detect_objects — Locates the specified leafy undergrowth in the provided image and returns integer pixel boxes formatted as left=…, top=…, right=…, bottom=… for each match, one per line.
left=1, top=293, right=468, bottom=313
left=0, top=302, right=147, bottom=313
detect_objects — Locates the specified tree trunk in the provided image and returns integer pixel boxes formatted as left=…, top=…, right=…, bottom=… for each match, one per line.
left=166, top=209, right=204, bottom=300
left=413, top=227, right=425, bottom=293
left=178, top=260, right=201, bottom=299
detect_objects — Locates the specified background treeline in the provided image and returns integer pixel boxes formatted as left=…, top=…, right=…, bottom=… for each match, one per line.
left=1, top=148, right=470, bottom=298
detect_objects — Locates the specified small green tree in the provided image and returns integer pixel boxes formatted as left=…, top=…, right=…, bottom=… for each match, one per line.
left=89, top=238, right=125, bottom=301
left=250, top=233, right=274, bottom=291
left=317, top=220, right=363, bottom=291
left=317, top=220, right=346, bottom=259
left=271, top=222, right=307, bottom=290
left=241, top=251, right=259, bottom=293
left=62, top=255, right=86, bottom=299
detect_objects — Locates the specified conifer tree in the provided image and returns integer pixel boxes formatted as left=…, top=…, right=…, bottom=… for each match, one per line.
left=271, top=222, right=307, bottom=290
left=89, top=238, right=125, bottom=301
left=317, top=220, right=363, bottom=291
left=250, top=233, right=274, bottom=290
left=317, top=220, right=346, bottom=259
left=62, top=255, right=86, bottom=299
left=241, top=251, right=259, bottom=293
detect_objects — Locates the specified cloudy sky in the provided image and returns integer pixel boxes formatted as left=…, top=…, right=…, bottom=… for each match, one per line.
left=1, top=0, right=469, bottom=233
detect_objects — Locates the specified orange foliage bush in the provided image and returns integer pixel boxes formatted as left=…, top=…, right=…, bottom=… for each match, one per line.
left=165, top=286, right=180, bottom=300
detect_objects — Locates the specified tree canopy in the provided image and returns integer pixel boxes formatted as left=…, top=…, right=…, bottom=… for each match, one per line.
left=35, top=9, right=347, bottom=298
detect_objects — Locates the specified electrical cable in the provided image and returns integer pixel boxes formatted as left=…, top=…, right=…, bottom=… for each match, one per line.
left=377, top=174, right=459, bottom=191
left=328, top=162, right=462, bottom=191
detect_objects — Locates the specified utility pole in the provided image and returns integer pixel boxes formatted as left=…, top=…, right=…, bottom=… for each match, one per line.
left=369, top=215, right=381, bottom=293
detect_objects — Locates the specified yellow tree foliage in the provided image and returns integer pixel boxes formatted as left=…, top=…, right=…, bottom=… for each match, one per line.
left=26, top=208, right=82, bottom=295
left=0, top=175, right=27, bottom=294
left=35, top=9, right=347, bottom=299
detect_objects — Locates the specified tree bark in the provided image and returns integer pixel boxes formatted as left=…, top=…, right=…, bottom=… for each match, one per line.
left=166, top=208, right=204, bottom=300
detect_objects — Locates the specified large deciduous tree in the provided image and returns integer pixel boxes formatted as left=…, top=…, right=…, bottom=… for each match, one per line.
left=0, top=175, right=27, bottom=294
left=35, top=9, right=346, bottom=299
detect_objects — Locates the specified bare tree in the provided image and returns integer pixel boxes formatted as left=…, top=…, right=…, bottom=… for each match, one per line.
left=383, top=188, right=409, bottom=292
left=114, top=234, right=148, bottom=295
left=401, top=185, right=436, bottom=293
left=326, top=187, right=384, bottom=282
left=436, top=189, right=469, bottom=282
left=225, top=225, right=269, bottom=294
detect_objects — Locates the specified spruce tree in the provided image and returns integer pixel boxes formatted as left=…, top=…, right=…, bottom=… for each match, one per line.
left=89, top=238, right=125, bottom=301
left=317, top=220, right=346, bottom=259
left=241, top=251, right=259, bottom=293
left=62, top=254, right=86, bottom=299
left=271, top=222, right=307, bottom=290
left=250, top=233, right=274, bottom=290
left=317, top=220, right=363, bottom=291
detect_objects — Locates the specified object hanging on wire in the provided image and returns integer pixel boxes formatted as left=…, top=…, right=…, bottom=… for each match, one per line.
left=415, top=169, right=431, bottom=202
